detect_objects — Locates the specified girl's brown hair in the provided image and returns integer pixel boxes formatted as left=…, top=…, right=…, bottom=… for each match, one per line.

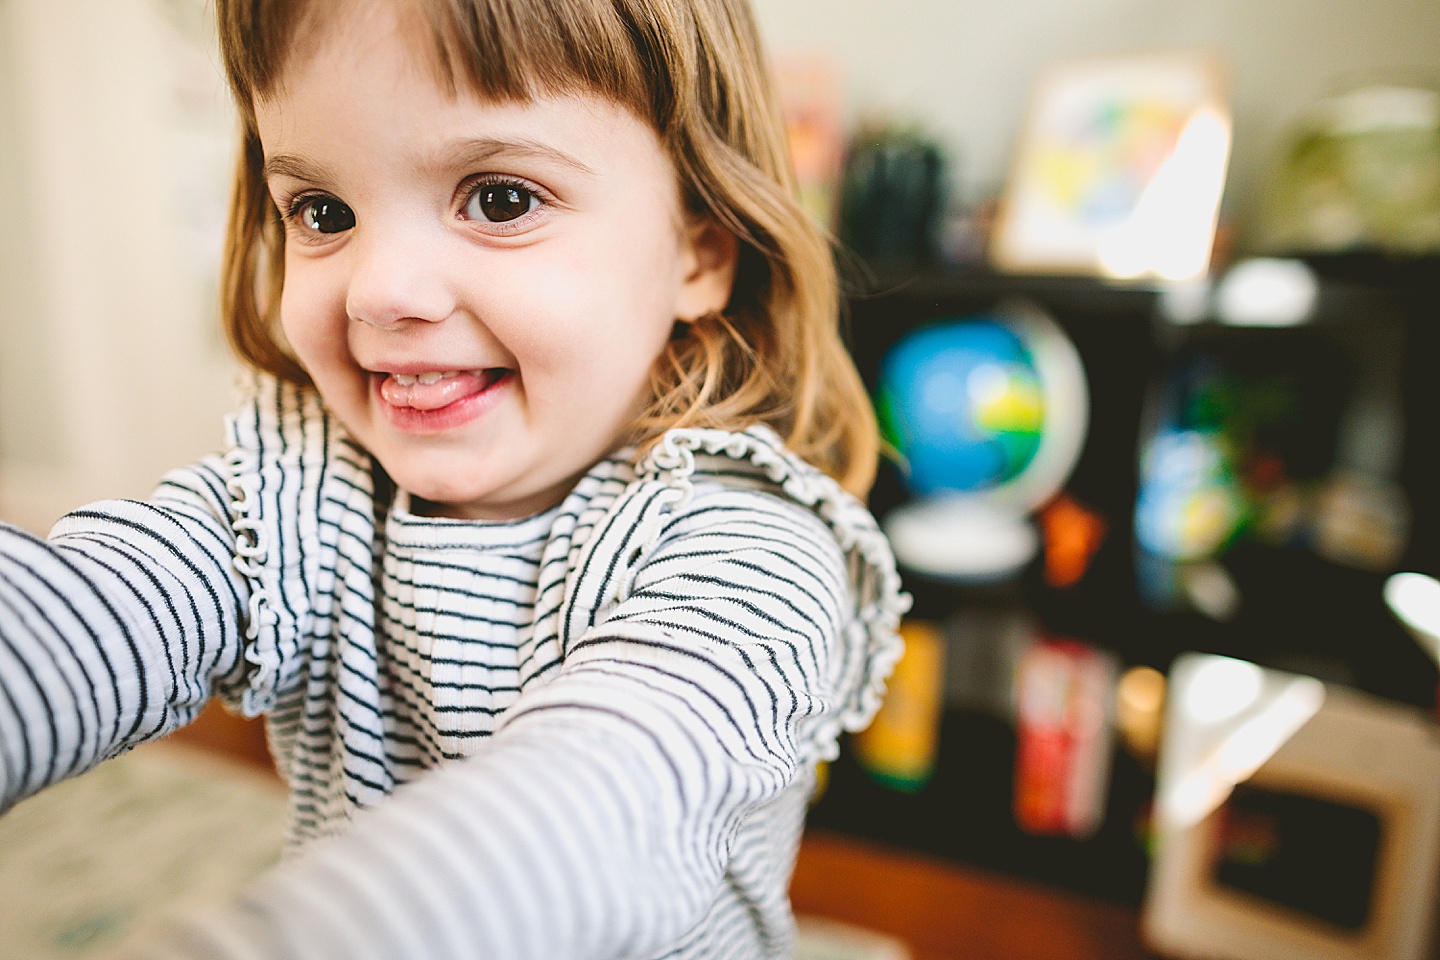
left=216, top=0, right=879, bottom=496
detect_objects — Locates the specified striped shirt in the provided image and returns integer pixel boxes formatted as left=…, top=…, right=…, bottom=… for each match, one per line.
left=0, top=377, right=906, bottom=960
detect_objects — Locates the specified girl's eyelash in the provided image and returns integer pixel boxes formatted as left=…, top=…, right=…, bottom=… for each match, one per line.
left=460, top=174, right=545, bottom=198
left=280, top=192, right=325, bottom=224
left=274, top=191, right=355, bottom=244
left=457, top=175, right=552, bottom=215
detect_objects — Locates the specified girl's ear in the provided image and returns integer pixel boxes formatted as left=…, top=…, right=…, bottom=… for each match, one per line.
left=675, top=214, right=739, bottom=321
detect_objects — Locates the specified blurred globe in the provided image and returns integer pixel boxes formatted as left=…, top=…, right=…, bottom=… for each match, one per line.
left=878, top=319, right=1045, bottom=495
left=876, top=306, right=1089, bottom=580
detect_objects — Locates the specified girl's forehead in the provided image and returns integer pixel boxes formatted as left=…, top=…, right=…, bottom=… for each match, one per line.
left=254, top=21, right=675, bottom=192
left=252, top=0, right=669, bottom=192
left=272, top=2, right=473, bottom=99
left=260, top=0, right=647, bottom=125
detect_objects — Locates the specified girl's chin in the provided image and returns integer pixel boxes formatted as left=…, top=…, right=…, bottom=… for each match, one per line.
left=387, top=469, right=483, bottom=514
left=392, top=473, right=518, bottom=520
left=404, top=488, right=503, bottom=520
left=400, top=474, right=575, bottom=522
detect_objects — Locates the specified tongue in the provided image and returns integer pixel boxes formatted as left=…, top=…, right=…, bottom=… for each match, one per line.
left=381, top=371, right=494, bottom=410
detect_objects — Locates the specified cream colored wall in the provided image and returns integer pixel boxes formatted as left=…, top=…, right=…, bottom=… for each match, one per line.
left=0, top=8, right=57, bottom=475
left=1, top=0, right=1437, bottom=533
left=750, top=0, right=1440, bottom=227
left=0, top=0, right=238, bottom=533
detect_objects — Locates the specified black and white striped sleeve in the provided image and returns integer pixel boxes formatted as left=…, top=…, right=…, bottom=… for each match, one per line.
left=0, top=460, right=247, bottom=811
left=136, top=487, right=850, bottom=960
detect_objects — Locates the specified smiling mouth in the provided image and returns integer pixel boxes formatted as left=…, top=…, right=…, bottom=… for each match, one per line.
left=377, top=368, right=511, bottom=411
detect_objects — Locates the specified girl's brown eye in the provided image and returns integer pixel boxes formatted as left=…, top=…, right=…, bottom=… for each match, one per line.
left=299, top=197, right=355, bottom=234
left=465, top=183, right=537, bottom=223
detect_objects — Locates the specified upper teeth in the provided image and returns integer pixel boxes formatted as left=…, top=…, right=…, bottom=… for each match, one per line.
left=391, top=371, right=460, bottom=386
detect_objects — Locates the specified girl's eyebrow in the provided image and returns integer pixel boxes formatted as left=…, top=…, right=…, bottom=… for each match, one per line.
left=263, top=153, right=332, bottom=184
left=444, top=137, right=596, bottom=177
left=261, top=139, right=597, bottom=185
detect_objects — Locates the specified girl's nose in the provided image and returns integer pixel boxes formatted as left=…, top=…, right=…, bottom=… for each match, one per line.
left=344, top=223, right=456, bottom=329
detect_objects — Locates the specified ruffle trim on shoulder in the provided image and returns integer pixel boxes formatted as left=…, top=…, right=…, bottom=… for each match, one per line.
left=220, top=375, right=374, bottom=716
left=224, top=446, right=272, bottom=641
left=634, top=425, right=912, bottom=763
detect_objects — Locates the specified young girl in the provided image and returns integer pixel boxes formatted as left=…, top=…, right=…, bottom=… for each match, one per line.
left=0, top=0, right=906, bottom=957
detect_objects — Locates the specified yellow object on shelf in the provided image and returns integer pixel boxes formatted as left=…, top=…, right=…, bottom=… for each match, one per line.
left=853, top=620, right=946, bottom=792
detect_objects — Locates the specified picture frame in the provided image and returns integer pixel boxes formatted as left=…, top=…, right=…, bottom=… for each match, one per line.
left=1144, top=654, right=1440, bottom=960
left=989, top=51, right=1231, bottom=281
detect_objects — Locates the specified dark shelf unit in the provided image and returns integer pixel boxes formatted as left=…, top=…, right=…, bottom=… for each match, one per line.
left=810, top=257, right=1440, bottom=907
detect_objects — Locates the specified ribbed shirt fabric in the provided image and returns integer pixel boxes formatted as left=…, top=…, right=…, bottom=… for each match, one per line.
left=0, top=377, right=906, bottom=960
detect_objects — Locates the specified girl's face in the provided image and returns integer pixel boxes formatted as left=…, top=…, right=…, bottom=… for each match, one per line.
left=255, top=5, right=735, bottom=519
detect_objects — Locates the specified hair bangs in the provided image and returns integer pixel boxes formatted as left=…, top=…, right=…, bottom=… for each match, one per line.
left=424, top=0, right=661, bottom=122
left=221, top=0, right=663, bottom=131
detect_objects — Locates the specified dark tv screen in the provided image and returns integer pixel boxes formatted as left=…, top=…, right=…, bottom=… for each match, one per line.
left=1212, top=782, right=1383, bottom=932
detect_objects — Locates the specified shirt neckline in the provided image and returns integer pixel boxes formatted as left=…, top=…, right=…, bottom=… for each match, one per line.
left=387, top=490, right=566, bottom=551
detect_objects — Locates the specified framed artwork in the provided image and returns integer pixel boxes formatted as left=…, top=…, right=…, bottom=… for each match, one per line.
left=990, top=52, right=1231, bottom=281
left=1144, top=654, right=1440, bottom=960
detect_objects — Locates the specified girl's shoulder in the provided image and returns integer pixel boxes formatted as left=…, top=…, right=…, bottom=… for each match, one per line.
left=612, top=424, right=911, bottom=760
left=629, top=424, right=892, bottom=563
left=617, top=420, right=911, bottom=628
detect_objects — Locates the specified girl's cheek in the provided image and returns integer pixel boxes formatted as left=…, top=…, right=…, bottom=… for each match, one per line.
left=280, top=263, right=342, bottom=325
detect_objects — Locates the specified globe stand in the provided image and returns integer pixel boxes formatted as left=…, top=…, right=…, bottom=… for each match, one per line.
left=885, top=496, right=1040, bottom=583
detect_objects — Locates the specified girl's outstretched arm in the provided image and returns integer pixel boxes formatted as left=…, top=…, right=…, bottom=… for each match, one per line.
left=0, top=461, right=248, bottom=810
left=133, top=485, right=856, bottom=960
